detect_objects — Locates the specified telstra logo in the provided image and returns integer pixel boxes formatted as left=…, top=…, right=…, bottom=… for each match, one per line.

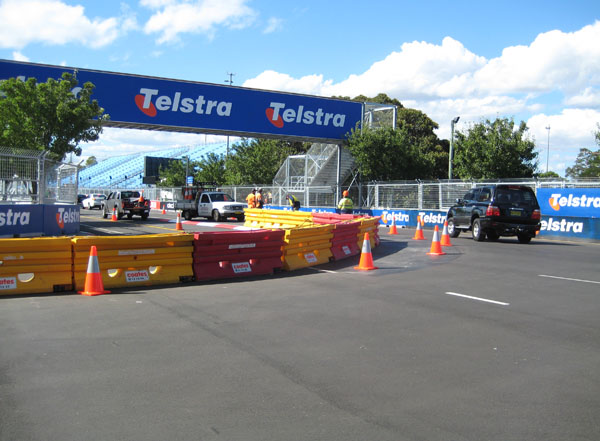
left=549, top=193, right=600, bottom=211
left=265, top=102, right=347, bottom=128
left=135, top=88, right=233, bottom=118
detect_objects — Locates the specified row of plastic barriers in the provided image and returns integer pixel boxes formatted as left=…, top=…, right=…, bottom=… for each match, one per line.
left=0, top=211, right=379, bottom=296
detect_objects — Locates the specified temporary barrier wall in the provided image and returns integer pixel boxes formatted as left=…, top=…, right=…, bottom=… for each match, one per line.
left=356, top=217, right=381, bottom=248
left=282, top=225, right=333, bottom=271
left=244, top=208, right=313, bottom=229
left=329, top=221, right=361, bottom=261
left=0, top=237, right=73, bottom=295
left=72, top=233, right=194, bottom=290
left=193, top=230, right=285, bottom=281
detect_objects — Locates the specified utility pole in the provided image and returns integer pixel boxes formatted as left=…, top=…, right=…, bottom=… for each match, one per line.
left=224, top=72, right=235, bottom=160
left=546, top=125, right=551, bottom=173
left=448, top=116, right=460, bottom=179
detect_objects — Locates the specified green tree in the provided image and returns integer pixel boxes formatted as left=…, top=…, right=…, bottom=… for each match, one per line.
left=565, top=126, right=600, bottom=178
left=224, top=138, right=309, bottom=185
left=453, top=118, right=538, bottom=179
left=346, top=126, right=435, bottom=181
left=196, top=152, right=226, bottom=184
left=0, top=72, right=108, bottom=160
left=84, top=156, right=98, bottom=168
left=537, top=170, right=561, bottom=178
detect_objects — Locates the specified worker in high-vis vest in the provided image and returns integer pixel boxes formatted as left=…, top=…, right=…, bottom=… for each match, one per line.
left=286, top=194, right=300, bottom=211
left=337, top=190, right=354, bottom=214
left=246, top=188, right=256, bottom=209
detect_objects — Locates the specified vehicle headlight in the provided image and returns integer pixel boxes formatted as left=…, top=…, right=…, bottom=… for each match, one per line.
left=224, top=205, right=233, bottom=210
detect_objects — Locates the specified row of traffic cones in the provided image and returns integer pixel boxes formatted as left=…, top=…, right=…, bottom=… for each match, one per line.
left=385, top=216, right=453, bottom=257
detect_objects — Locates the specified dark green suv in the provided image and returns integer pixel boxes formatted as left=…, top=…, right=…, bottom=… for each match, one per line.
left=446, top=185, right=541, bottom=243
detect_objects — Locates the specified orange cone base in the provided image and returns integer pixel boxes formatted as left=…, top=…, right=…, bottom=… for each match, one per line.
left=78, top=275, right=111, bottom=296
left=389, top=224, right=398, bottom=235
left=427, top=249, right=446, bottom=256
left=413, top=231, right=425, bottom=240
left=354, top=260, right=378, bottom=271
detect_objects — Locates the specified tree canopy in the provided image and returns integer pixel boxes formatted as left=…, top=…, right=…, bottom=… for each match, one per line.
left=0, top=72, right=108, bottom=161
left=452, top=118, right=538, bottom=179
left=565, top=125, right=600, bottom=178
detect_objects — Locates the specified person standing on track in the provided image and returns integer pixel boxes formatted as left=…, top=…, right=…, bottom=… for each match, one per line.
left=337, top=190, right=354, bottom=214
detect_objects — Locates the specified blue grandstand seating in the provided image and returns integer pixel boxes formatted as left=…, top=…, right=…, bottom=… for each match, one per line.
left=79, top=143, right=227, bottom=190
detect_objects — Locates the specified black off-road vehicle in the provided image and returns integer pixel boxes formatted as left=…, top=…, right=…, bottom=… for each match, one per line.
left=446, top=185, right=541, bottom=243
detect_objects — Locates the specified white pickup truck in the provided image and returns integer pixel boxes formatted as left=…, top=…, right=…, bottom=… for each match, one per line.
left=175, top=190, right=246, bottom=222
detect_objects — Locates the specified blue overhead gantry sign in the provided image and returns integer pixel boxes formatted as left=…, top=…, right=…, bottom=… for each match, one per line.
left=0, top=59, right=363, bottom=143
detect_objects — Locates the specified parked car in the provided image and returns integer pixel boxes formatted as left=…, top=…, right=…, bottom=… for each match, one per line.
left=77, top=194, right=87, bottom=205
left=446, top=185, right=541, bottom=243
left=82, top=194, right=106, bottom=209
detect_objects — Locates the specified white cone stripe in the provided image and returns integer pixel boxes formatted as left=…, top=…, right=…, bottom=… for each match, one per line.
left=432, top=228, right=440, bottom=242
left=87, top=255, right=100, bottom=274
left=361, top=237, right=372, bottom=253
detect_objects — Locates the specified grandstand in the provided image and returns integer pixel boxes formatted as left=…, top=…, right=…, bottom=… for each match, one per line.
left=78, top=143, right=227, bottom=190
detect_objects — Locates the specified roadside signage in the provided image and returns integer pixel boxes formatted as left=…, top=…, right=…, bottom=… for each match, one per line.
left=0, top=59, right=363, bottom=142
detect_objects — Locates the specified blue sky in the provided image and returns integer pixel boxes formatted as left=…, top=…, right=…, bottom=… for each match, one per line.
left=1, top=0, right=599, bottom=176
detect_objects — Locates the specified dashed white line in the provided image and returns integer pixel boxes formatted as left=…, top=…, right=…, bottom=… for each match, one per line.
left=538, top=275, right=600, bottom=285
left=444, top=292, right=510, bottom=306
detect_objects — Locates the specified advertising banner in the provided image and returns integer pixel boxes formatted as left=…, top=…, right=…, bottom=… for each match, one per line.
left=0, top=59, right=363, bottom=142
left=0, top=205, right=79, bottom=237
left=537, top=188, right=600, bottom=218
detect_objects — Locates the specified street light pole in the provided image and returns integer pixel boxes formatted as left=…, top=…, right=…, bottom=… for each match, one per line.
left=224, top=72, right=235, bottom=160
left=545, top=125, right=551, bottom=173
left=448, top=116, right=460, bottom=180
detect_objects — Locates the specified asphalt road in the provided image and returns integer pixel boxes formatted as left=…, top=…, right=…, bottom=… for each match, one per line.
left=1, top=220, right=599, bottom=441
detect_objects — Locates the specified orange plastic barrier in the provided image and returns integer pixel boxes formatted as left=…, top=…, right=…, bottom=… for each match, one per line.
left=0, top=237, right=72, bottom=295
left=193, top=230, right=285, bottom=281
left=72, top=234, right=194, bottom=290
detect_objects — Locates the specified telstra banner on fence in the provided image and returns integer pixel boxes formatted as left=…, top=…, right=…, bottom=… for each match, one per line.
left=537, top=188, right=600, bottom=218
left=0, top=59, right=363, bottom=142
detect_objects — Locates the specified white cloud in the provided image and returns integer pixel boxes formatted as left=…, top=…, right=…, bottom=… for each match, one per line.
left=564, top=88, right=600, bottom=108
left=143, top=0, right=256, bottom=44
left=0, top=0, right=133, bottom=49
left=263, top=17, right=283, bottom=34
left=82, top=128, right=229, bottom=161
left=12, top=51, right=29, bottom=62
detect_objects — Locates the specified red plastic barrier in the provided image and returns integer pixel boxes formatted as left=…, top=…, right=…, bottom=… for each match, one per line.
left=193, top=230, right=285, bottom=281
left=330, top=221, right=361, bottom=260
left=311, top=212, right=357, bottom=224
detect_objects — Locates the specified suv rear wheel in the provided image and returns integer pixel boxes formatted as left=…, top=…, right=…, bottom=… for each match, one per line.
left=472, top=218, right=486, bottom=241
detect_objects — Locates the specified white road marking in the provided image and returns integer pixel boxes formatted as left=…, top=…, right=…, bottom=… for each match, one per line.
left=444, top=292, right=510, bottom=306
left=538, top=274, right=600, bottom=285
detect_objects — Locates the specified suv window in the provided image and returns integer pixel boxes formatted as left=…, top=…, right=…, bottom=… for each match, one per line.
left=495, top=187, right=536, bottom=206
left=201, top=194, right=210, bottom=203
left=478, top=188, right=492, bottom=202
left=121, top=191, right=140, bottom=199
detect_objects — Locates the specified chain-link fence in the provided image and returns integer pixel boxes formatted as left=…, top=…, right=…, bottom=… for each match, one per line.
left=0, top=147, right=79, bottom=204
left=80, top=178, right=600, bottom=210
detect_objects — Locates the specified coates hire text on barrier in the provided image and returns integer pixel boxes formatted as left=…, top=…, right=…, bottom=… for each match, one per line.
left=0, top=59, right=363, bottom=142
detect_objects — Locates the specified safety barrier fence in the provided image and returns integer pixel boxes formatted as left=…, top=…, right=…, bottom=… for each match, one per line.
left=0, top=213, right=380, bottom=296
left=72, top=234, right=194, bottom=291
left=193, top=230, right=285, bottom=281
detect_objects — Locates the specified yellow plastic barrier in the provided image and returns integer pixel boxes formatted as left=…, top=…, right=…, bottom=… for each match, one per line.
left=282, top=225, right=334, bottom=271
left=356, top=217, right=381, bottom=249
left=0, top=237, right=73, bottom=295
left=244, top=208, right=313, bottom=229
left=72, top=233, right=194, bottom=290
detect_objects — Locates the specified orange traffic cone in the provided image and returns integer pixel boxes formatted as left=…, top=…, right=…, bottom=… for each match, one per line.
left=111, top=206, right=118, bottom=221
left=161, top=206, right=166, bottom=215
left=78, top=246, right=110, bottom=296
left=440, top=220, right=453, bottom=246
left=175, top=211, right=183, bottom=231
left=389, top=217, right=398, bottom=235
left=427, top=225, right=446, bottom=256
left=354, top=232, right=378, bottom=271
left=412, top=215, right=425, bottom=240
